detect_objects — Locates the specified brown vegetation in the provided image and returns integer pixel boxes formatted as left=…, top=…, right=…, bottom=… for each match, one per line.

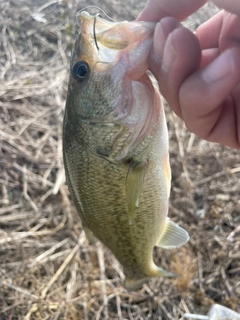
left=0, top=1, right=239, bottom=319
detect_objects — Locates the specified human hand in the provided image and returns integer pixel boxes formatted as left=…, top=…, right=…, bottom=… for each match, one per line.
left=138, top=0, right=240, bottom=149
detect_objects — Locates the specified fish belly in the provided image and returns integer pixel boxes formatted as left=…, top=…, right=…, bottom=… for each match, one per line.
left=63, top=129, right=168, bottom=281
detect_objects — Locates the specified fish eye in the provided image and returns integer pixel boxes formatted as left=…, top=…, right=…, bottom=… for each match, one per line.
left=72, top=60, right=89, bottom=82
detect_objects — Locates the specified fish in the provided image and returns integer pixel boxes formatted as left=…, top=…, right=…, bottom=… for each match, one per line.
left=63, top=8, right=189, bottom=291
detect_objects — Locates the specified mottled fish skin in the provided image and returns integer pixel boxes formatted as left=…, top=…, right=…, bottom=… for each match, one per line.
left=63, top=10, right=189, bottom=291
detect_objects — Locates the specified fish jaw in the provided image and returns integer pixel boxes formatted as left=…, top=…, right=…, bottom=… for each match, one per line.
left=77, top=11, right=155, bottom=77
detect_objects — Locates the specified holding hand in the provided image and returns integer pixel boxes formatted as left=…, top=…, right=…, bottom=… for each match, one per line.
left=138, top=0, right=240, bottom=149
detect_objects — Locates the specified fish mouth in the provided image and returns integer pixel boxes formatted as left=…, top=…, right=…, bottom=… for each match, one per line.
left=77, top=7, right=117, bottom=32
left=76, top=8, right=155, bottom=71
left=77, top=9, right=124, bottom=67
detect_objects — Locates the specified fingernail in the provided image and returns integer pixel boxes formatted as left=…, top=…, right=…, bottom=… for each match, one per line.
left=154, top=22, right=165, bottom=60
left=202, top=50, right=233, bottom=83
left=161, top=34, right=176, bottom=73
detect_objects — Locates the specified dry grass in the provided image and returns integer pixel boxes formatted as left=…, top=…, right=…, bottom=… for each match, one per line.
left=0, top=1, right=239, bottom=319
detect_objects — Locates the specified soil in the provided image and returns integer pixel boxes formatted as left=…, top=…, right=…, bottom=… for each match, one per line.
left=0, top=1, right=239, bottom=319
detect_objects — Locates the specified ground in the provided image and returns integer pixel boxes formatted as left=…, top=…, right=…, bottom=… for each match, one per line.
left=0, top=1, right=239, bottom=319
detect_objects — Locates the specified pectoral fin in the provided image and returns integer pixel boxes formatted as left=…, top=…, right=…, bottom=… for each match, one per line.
left=125, top=160, right=147, bottom=225
left=156, top=218, right=189, bottom=249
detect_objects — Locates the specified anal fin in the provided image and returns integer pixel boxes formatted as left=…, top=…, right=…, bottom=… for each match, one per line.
left=125, top=160, right=147, bottom=225
left=83, top=226, right=98, bottom=244
left=156, top=218, right=189, bottom=249
left=124, top=277, right=149, bottom=292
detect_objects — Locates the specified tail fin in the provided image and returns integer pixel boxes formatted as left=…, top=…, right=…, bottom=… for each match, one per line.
left=124, top=267, right=178, bottom=291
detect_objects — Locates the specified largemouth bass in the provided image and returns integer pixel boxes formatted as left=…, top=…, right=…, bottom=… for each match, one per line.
left=63, top=9, right=189, bottom=291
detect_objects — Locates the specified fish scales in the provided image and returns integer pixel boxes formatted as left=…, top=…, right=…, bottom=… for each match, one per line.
left=64, top=123, right=167, bottom=279
left=63, top=9, right=189, bottom=290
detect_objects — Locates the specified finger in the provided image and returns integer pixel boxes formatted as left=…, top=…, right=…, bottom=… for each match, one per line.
left=196, top=11, right=223, bottom=49
left=157, top=26, right=201, bottom=117
left=212, top=0, right=240, bottom=15
left=148, top=17, right=181, bottom=79
left=200, top=48, right=219, bottom=68
left=196, top=11, right=240, bottom=51
left=137, top=0, right=207, bottom=22
left=149, top=17, right=216, bottom=74
left=179, top=48, right=240, bottom=148
left=220, top=13, right=240, bottom=50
